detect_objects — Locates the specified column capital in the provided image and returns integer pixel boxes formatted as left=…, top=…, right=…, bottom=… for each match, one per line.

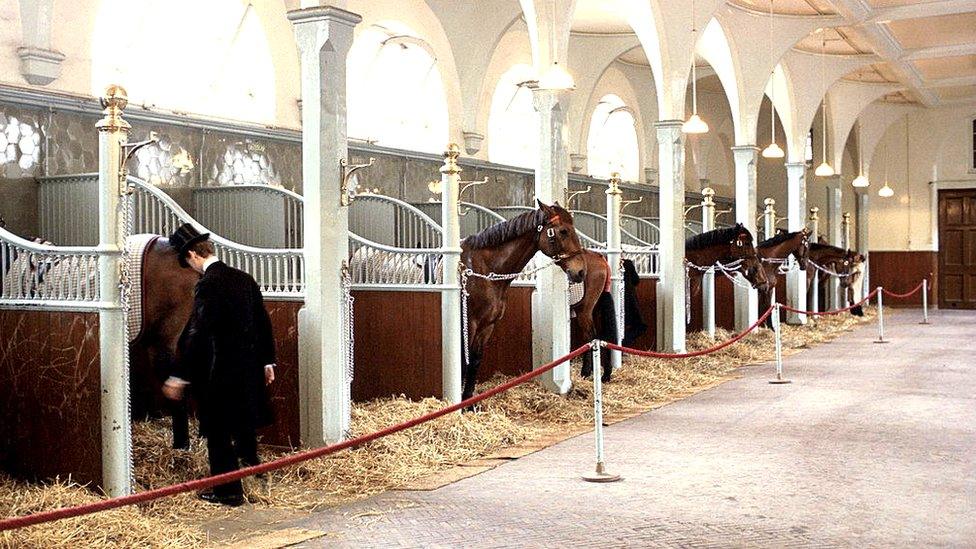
left=730, top=144, right=759, bottom=153
left=287, top=5, right=362, bottom=26
left=784, top=161, right=807, bottom=170
left=531, top=87, right=571, bottom=112
left=653, top=119, right=684, bottom=130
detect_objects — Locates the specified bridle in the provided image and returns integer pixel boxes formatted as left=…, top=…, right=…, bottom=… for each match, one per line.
left=537, top=215, right=583, bottom=265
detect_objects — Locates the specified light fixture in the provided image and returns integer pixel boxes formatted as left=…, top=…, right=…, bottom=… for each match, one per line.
left=683, top=0, right=708, bottom=134
left=878, top=182, right=894, bottom=197
left=537, top=62, right=575, bottom=91
left=815, top=30, right=833, bottom=177
left=762, top=1, right=783, bottom=159
left=852, top=173, right=869, bottom=188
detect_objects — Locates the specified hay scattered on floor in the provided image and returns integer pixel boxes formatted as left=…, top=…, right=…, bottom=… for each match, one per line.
left=0, top=307, right=876, bottom=547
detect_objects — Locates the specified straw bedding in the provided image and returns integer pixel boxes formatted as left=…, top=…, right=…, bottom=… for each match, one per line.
left=0, top=307, right=875, bottom=547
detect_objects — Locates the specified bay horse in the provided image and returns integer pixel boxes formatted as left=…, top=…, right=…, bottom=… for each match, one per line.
left=807, top=243, right=865, bottom=316
left=461, top=200, right=587, bottom=401
left=684, top=224, right=769, bottom=319
left=571, top=250, right=617, bottom=383
left=756, top=229, right=811, bottom=327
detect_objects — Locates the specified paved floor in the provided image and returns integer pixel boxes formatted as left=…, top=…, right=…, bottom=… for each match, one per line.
left=283, top=310, right=976, bottom=548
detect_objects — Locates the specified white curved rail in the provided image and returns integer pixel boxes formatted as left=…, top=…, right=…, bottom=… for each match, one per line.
left=0, top=226, right=99, bottom=307
left=192, top=185, right=303, bottom=248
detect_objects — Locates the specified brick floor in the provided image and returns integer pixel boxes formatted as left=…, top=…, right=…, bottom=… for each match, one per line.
left=280, top=310, right=976, bottom=548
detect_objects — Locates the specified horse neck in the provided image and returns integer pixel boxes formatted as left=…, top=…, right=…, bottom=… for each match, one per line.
left=468, top=231, right=541, bottom=277
left=686, top=244, right=735, bottom=267
left=759, top=237, right=799, bottom=260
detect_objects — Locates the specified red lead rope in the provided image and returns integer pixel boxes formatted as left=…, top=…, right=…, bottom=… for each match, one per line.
left=606, top=306, right=774, bottom=359
left=0, top=345, right=592, bottom=532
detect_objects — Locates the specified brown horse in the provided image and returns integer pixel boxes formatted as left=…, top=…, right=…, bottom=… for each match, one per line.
left=129, top=237, right=199, bottom=448
left=684, top=224, right=769, bottom=311
left=807, top=243, right=864, bottom=315
left=757, top=229, right=811, bottom=326
left=461, top=201, right=587, bottom=401
left=571, top=251, right=617, bottom=382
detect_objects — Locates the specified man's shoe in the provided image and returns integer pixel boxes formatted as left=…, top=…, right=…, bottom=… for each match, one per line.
left=197, top=490, right=245, bottom=507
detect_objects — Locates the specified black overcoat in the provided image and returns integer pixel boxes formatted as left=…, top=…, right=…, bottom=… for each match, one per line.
left=176, top=261, right=275, bottom=436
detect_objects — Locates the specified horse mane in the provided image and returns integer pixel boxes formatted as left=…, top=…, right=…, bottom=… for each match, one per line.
left=685, top=224, right=750, bottom=252
left=810, top=242, right=845, bottom=254
left=464, top=205, right=571, bottom=250
left=758, top=230, right=802, bottom=249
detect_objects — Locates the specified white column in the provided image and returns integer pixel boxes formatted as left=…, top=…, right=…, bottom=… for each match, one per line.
left=809, top=207, right=820, bottom=314
left=95, top=85, right=131, bottom=497
left=655, top=121, right=686, bottom=352
left=605, top=174, right=622, bottom=370
left=732, top=145, right=759, bottom=330
left=785, top=162, right=807, bottom=324
left=289, top=6, right=360, bottom=446
left=826, top=176, right=843, bottom=309
left=701, top=188, right=716, bottom=338
left=763, top=198, right=776, bottom=240
left=857, top=192, right=870, bottom=300
left=439, top=145, right=463, bottom=403
left=531, top=88, right=571, bottom=393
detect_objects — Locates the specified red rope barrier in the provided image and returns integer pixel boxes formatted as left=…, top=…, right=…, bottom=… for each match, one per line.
left=606, top=306, right=774, bottom=359
left=0, top=344, right=592, bottom=532
left=777, top=287, right=879, bottom=317
left=881, top=280, right=925, bottom=299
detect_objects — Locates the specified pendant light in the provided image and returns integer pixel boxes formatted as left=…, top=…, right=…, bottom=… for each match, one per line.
left=852, top=120, right=869, bottom=187
left=878, top=104, right=893, bottom=197
left=814, top=30, right=834, bottom=177
left=761, top=0, right=784, bottom=159
left=683, top=0, right=709, bottom=134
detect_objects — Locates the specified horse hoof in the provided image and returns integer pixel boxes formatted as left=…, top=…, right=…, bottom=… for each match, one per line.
left=462, top=404, right=482, bottom=414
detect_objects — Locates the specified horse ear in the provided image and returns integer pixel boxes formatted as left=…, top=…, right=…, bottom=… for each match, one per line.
left=536, top=199, right=553, bottom=215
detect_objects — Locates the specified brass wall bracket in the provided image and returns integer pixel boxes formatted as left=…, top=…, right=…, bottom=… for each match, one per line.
left=564, top=185, right=591, bottom=209
left=340, top=157, right=376, bottom=206
left=620, top=195, right=643, bottom=214
left=118, top=132, right=158, bottom=195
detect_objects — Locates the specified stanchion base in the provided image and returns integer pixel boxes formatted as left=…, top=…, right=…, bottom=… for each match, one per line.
left=582, top=470, right=622, bottom=483
left=768, top=379, right=792, bottom=384
left=874, top=339, right=889, bottom=344
left=919, top=321, right=930, bottom=325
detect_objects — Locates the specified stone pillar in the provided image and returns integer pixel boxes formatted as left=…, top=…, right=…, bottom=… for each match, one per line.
left=701, top=188, right=716, bottom=339
left=95, top=85, right=132, bottom=497
left=439, top=145, right=463, bottom=403
left=531, top=88, right=572, bottom=393
left=732, top=145, right=759, bottom=330
left=289, top=5, right=360, bottom=446
left=655, top=121, right=686, bottom=352
left=857, top=192, right=870, bottom=301
left=605, top=173, right=623, bottom=370
left=825, top=176, right=843, bottom=309
left=785, top=162, right=807, bottom=324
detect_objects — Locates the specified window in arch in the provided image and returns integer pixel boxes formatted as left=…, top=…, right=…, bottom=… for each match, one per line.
left=488, top=64, right=539, bottom=169
left=347, top=23, right=449, bottom=154
left=587, top=95, right=640, bottom=182
left=91, top=0, right=276, bottom=124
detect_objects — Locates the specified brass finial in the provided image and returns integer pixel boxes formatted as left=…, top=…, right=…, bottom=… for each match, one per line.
left=764, top=197, right=776, bottom=207
left=606, top=172, right=622, bottom=195
left=843, top=212, right=851, bottom=220
left=96, top=84, right=131, bottom=133
left=701, top=187, right=715, bottom=198
left=809, top=206, right=819, bottom=219
left=441, top=143, right=462, bottom=176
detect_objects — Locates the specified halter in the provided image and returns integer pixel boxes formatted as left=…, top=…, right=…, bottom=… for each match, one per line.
left=537, top=214, right=582, bottom=264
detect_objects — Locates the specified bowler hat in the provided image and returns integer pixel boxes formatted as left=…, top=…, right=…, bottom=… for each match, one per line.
left=169, top=223, right=210, bottom=267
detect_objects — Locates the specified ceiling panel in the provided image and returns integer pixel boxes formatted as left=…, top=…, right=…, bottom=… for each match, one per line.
left=618, top=47, right=648, bottom=66
left=886, top=13, right=976, bottom=50
left=728, top=0, right=836, bottom=16
left=843, top=63, right=899, bottom=83
left=571, top=0, right=633, bottom=34
left=913, top=55, right=976, bottom=82
left=936, top=85, right=976, bottom=101
left=864, top=0, right=943, bottom=7
left=794, top=27, right=867, bottom=55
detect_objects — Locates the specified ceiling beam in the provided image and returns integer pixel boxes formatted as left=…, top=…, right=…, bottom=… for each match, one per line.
left=900, top=42, right=976, bottom=61
left=920, top=75, right=976, bottom=89
left=865, top=0, right=976, bottom=24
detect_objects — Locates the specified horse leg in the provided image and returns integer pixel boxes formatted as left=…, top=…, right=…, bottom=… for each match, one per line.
left=148, top=342, right=190, bottom=449
left=576, top=309, right=596, bottom=379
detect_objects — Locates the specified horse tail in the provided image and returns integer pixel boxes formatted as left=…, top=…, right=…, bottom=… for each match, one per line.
left=595, top=291, right=618, bottom=345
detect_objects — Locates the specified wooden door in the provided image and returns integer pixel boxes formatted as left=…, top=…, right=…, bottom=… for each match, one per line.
left=938, top=189, right=976, bottom=309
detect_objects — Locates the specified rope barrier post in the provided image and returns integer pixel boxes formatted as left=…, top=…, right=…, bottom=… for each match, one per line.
left=95, top=85, right=133, bottom=497
left=920, top=278, right=930, bottom=325
left=809, top=207, right=820, bottom=316
left=874, top=286, right=887, bottom=344
left=702, top=188, right=716, bottom=339
left=606, top=173, right=623, bottom=371
left=768, top=303, right=791, bottom=384
left=582, top=340, right=621, bottom=483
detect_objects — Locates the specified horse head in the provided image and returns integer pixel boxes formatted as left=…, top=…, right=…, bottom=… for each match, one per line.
left=837, top=250, right=865, bottom=289
left=729, top=224, right=768, bottom=290
left=795, top=228, right=812, bottom=270
left=535, top=200, right=586, bottom=284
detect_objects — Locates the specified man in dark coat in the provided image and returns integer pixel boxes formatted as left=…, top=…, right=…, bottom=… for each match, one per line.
left=162, top=223, right=276, bottom=507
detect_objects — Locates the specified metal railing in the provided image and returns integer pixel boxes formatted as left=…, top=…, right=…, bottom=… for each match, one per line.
left=413, top=201, right=506, bottom=238
left=0, top=227, right=99, bottom=308
left=192, top=185, right=303, bottom=249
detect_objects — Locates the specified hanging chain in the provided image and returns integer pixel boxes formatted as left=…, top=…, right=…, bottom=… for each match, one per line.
left=118, top=171, right=135, bottom=487
left=808, top=259, right=856, bottom=278
left=459, top=265, right=471, bottom=367
left=616, top=257, right=625, bottom=345
left=762, top=256, right=801, bottom=275
left=340, top=261, right=355, bottom=438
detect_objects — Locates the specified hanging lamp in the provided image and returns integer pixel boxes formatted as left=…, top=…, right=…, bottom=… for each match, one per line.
left=878, top=103, right=893, bottom=197
left=814, top=30, right=834, bottom=177
left=683, top=0, right=708, bottom=134
left=761, top=0, right=784, bottom=159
